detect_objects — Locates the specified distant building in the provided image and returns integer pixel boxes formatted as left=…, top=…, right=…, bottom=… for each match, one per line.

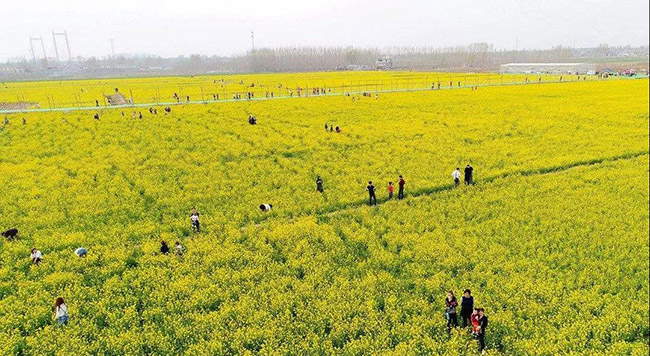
left=346, top=64, right=371, bottom=71
left=500, top=63, right=595, bottom=74
left=375, top=57, right=393, bottom=70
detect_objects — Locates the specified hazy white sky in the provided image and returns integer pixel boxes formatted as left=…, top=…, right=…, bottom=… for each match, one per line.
left=1, top=0, right=648, bottom=60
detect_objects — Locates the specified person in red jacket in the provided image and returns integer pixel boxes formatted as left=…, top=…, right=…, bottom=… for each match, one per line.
left=471, top=308, right=480, bottom=337
left=387, top=182, right=394, bottom=199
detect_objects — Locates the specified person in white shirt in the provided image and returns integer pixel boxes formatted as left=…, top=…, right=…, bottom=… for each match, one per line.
left=175, top=241, right=183, bottom=256
left=260, top=204, right=273, bottom=212
left=190, top=207, right=200, bottom=233
left=30, top=248, right=42, bottom=265
left=54, top=297, right=68, bottom=325
left=452, top=167, right=462, bottom=187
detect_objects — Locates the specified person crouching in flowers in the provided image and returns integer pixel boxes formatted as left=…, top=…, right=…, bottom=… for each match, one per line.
left=160, top=241, right=170, bottom=255
left=30, top=248, right=42, bottom=265
left=54, top=297, right=68, bottom=326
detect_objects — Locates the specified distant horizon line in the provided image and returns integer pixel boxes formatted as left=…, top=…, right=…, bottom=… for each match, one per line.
left=3, top=43, right=649, bottom=63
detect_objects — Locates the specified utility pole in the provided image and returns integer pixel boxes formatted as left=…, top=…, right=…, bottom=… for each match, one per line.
left=251, top=31, right=255, bottom=52
left=52, top=31, right=60, bottom=62
left=51, top=30, right=72, bottom=61
left=64, top=31, right=72, bottom=60
left=29, top=37, right=36, bottom=62
left=29, top=36, right=48, bottom=66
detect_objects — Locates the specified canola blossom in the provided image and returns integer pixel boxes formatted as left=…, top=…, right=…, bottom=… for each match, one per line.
left=0, top=73, right=648, bottom=355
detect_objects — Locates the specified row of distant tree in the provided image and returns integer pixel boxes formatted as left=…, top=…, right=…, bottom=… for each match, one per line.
left=1, top=43, right=648, bottom=80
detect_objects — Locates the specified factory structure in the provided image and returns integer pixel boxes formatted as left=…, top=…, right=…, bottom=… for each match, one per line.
left=500, top=62, right=596, bottom=74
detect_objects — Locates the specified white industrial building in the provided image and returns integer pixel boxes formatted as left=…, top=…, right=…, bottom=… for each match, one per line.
left=500, top=63, right=596, bottom=74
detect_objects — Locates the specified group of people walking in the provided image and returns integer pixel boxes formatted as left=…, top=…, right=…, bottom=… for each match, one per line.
left=364, top=175, right=406, bottom=205
left=445, top=289, right=489, bottom=353
left=453, top=165, right=474, bottom=186
left=324, top=123, right=341, bottom=133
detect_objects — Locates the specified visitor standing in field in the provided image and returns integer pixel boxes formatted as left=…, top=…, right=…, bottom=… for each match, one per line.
left=367, top=181, right=377, bottom=205
left=464, top=164, right=474, bottom=185
left=452, top=167, right=461, bottom=187
left=398, top=175, right=405, bottom=199
left=30, top=248, right=42, bottom=265
left=460, top=289, right=474, bottom=328
left=387, top=182, right=394, bottom=199
left=477, top=308, right=488, bottom=353
left=160, top=241, right=170, bottom=255
left=316, top=176, right=324, bottom=192
left=54, top=297, right=68, bottom=326
left=445, top=290, right=459, bottom=333
left=175, top=241, right=183, bottom=256
left=190, top=207, right=200, bottom=233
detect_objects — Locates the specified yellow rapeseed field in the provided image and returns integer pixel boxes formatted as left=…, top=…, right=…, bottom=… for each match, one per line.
left=0, top=73, right=648, bottom=355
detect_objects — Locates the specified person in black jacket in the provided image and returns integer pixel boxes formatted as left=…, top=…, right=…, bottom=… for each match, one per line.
left=477, top=308, right=488, bottom=353
left=316, top=176, right=324, bottom=193
left=160, top=241, right=170, bottom=255
left=367, top=181, right=377, bottom=205
left=464, top=164, right=474, bottom=185
left=460, top=289, right=474, bottom=328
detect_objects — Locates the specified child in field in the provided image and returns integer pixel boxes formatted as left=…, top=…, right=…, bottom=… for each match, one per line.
left=471, top=308, right=480, bottom=337
left=175, top=241, right=183, bottom=256
left=388, top=182, right=394, bottom=199
left=316, top=176, right=324, bottom=192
